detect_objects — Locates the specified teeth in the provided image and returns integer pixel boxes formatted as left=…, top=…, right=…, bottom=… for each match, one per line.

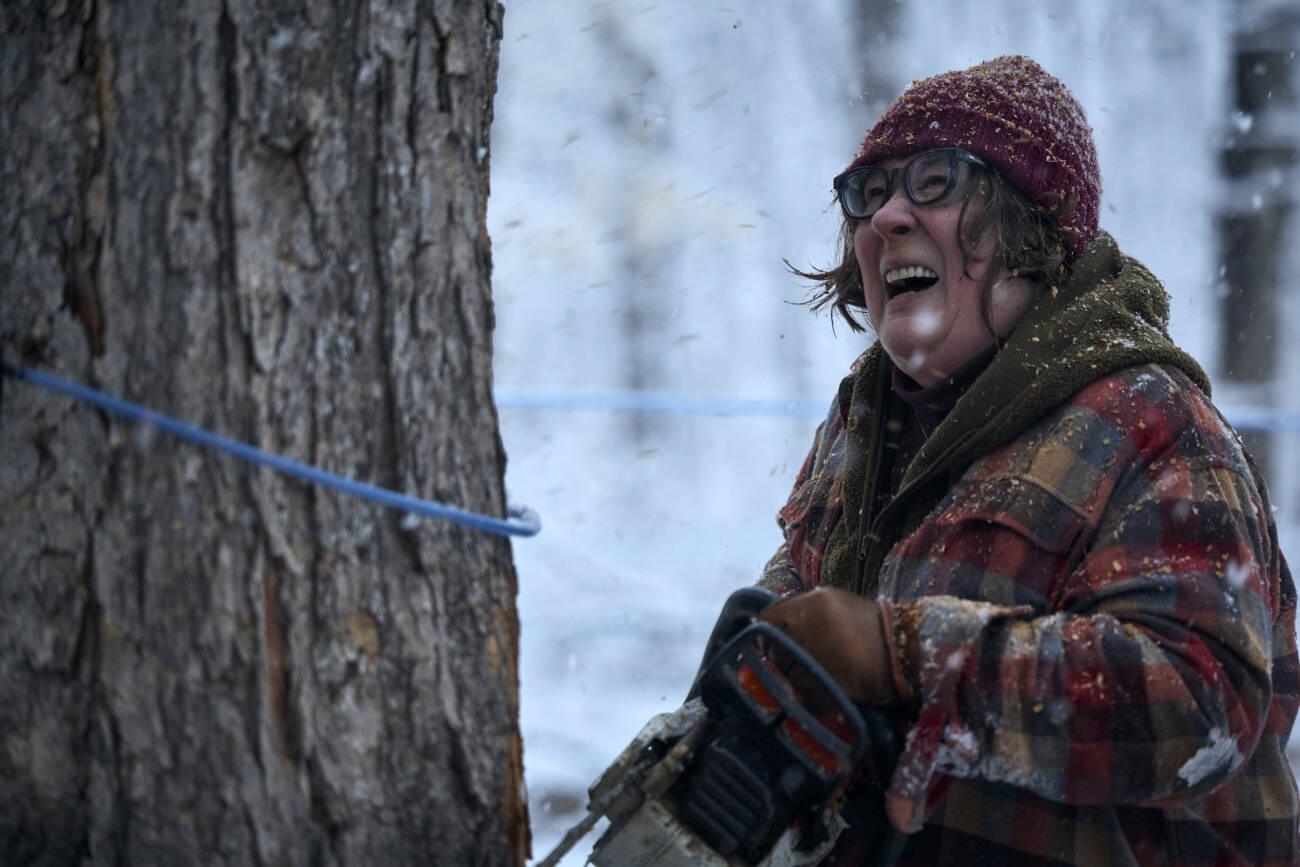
left=885, top=266, right=938, bottom=286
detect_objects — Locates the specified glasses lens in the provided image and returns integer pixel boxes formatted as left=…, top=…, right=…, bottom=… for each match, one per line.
left=905, top=151, right=961, bottom=204
left=839, top=167, right=889, bottom=220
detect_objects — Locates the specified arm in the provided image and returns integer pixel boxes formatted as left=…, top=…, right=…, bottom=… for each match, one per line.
left=757, top=388, right=849, bottom=597
left=757, top=544, right=805, bottom=597
left=883, top=388, right=1282, bottom=831
left=757, top=438, right=816, bottom=597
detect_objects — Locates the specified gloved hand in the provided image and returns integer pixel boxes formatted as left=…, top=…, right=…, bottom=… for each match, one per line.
left=759, top=586, right=896, bottom=705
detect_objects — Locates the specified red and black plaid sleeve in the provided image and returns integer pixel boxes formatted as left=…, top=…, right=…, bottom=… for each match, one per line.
left=880, top=364, right=1298, bottom=864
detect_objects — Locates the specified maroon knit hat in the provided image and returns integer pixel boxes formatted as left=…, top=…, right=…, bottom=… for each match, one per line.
left=847, top=55, right=1101, bottom=258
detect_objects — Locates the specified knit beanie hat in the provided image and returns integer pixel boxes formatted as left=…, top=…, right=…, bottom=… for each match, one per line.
left=847, top=55, right=1101, bottom=258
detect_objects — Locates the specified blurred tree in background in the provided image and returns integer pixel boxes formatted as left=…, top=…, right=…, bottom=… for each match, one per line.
left=0, top=1, right=525, bottom=864
left=1217, top=0, right=1299, bottom=488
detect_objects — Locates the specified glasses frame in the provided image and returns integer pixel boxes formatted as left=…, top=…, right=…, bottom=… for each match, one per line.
left=832, top=148, right=990, bottom=222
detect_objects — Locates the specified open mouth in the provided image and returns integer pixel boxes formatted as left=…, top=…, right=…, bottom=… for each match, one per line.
left=884, top=266, right=939, bottom=296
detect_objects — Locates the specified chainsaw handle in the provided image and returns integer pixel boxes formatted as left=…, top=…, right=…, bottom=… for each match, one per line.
left=685, top=587, right=779, bottom=702
left=701, top=621, right=869, bottom=783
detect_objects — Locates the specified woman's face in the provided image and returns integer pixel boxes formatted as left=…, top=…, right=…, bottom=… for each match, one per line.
left=854, top=155, right=1040, bottom=386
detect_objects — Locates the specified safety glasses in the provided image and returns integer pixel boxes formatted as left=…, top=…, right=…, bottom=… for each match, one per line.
left=833, top=148, right=989, bottom=222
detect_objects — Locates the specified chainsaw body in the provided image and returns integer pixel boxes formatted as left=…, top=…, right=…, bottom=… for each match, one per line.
left=540, top=588, right=903, bottom=867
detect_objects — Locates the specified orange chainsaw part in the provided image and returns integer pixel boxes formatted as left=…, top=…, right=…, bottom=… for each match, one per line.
left=737, top=661, right=859, bottom=778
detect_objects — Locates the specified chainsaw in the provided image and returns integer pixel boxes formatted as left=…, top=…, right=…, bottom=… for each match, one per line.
left=537, top=587, right=906, bottom=867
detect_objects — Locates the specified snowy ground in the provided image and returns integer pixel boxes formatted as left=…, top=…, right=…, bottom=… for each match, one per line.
left=487, top=2, right=1300, bottom=862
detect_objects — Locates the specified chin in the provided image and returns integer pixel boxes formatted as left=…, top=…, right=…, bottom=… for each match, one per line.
left=882, top=344, right=929, bottom=379
left=880, top=334, right=931, bottom=366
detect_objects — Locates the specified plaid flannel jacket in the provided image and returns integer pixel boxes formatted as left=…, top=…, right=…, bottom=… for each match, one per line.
left=762, top=362, right=1299, bottom=865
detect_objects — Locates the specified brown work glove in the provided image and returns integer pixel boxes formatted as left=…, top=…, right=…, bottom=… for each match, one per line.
left=759, top=586, right=896, bottom=705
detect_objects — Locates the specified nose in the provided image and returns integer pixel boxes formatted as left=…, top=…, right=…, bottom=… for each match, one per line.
left=869, top=184, right=915, bottom=237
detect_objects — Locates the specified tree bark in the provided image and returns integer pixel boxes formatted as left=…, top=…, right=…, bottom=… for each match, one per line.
left=0, top=1, right=526, bottom=865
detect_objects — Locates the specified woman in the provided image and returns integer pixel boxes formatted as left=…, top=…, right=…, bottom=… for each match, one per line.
left=757, top=56, right=1299, bottom=865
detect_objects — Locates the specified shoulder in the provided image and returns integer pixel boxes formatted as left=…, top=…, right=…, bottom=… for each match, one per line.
left=970, top=364, right=1256, bottom=523
left=1033, top=363, right=1244, bottom=471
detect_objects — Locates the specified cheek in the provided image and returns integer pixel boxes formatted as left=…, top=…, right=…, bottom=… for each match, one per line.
left=853, top=226, right=881, bottom=295
left=853, top=223, right=879, bottom=268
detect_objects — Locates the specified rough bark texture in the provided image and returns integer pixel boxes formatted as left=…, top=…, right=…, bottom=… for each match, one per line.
left=0, top=1, right=526, bottom=864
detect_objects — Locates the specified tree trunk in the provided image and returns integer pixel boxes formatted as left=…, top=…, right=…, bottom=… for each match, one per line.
left=0, top=1, right=526, bottom=865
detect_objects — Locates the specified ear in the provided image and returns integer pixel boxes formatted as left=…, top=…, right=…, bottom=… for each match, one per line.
left=988, top=275, right=1044, bottom=338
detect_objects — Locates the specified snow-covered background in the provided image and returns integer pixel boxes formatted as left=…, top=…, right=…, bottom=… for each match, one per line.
left=485, top=1, right=1300, bottom=861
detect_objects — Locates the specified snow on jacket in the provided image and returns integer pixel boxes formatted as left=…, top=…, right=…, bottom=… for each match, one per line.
left=760, top=234, right=1300, bottom=865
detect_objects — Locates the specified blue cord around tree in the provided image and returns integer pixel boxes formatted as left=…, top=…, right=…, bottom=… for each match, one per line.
left=1, top=364, right=540, bottom=538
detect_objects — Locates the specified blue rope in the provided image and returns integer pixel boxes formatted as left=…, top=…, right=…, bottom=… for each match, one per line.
left=494, top=388, right=827, bottom=419
left=496, top=388, right=1300, bottom=433
left=2, top=364, right=540, bottom=538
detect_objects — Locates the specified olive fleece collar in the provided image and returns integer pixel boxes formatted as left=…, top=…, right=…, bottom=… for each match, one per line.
left=819, top=232, right=1210, bottom=594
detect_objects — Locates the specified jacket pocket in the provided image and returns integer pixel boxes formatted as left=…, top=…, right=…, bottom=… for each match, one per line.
left=933, top=474, right=1089, bottom=556
left=880, top=474, right=1093, bottom=604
